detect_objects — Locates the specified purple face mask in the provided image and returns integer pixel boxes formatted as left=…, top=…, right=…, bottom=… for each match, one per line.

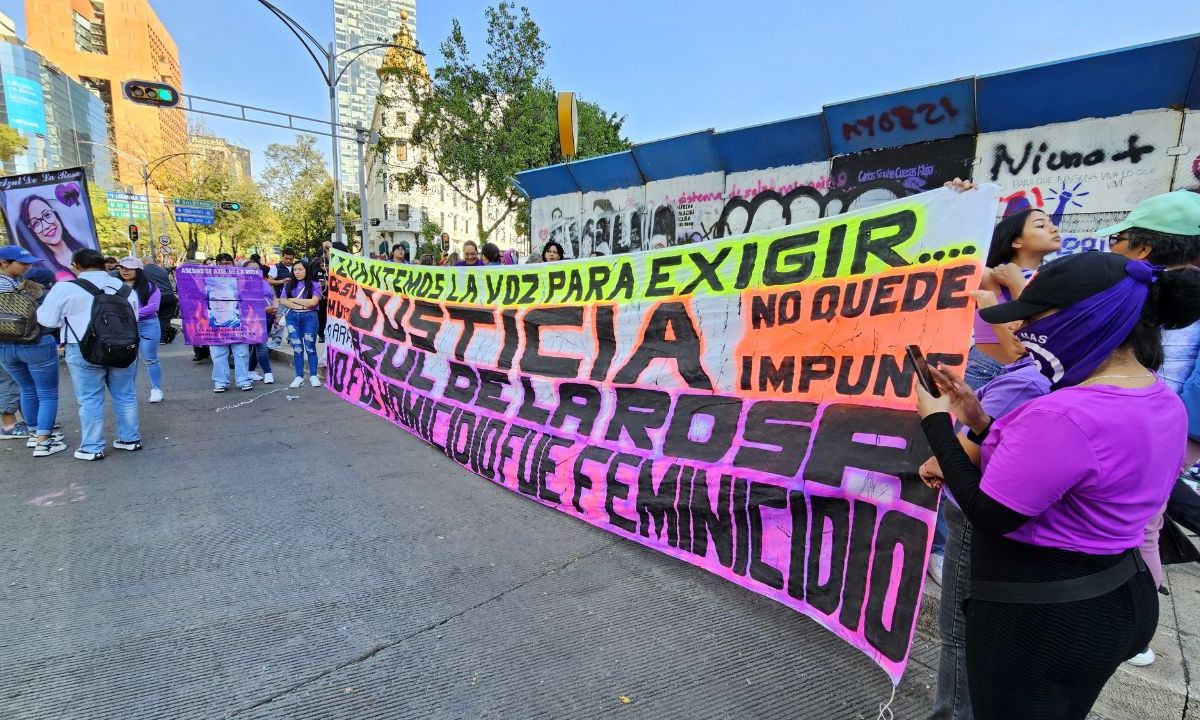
left=1015, top=260, right=1156, bottom=389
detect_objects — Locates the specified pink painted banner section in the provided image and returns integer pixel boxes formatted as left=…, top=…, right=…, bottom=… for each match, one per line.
left=324, top=335, right=936, bottom=684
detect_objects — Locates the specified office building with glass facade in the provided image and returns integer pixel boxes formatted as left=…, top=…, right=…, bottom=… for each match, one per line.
left=0, top=39, right=112, bottom=185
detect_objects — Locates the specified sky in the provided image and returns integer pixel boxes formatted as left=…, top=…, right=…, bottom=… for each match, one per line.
left=3, top=0, right=1200, bottom=181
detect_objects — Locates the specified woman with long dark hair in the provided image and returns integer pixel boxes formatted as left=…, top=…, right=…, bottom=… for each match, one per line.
left=16, top=194, right=90, bottom=280
left=116, top=257, right=164, bottom=403
left=916, top=251, right=1200, bottom=719
left=280, top=260, right=321, bottom=388
left=966, top=209, right=1061, bottom=389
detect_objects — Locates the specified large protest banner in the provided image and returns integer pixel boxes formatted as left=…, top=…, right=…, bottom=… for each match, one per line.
left=175, top=264, right=269, bottom=345
left=0, top=167, right=99, bottom=281
left=325, top=186, right=1000, bottom=682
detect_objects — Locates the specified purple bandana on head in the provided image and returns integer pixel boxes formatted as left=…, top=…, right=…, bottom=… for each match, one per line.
left=1016, top=260, right=1157, bottom=389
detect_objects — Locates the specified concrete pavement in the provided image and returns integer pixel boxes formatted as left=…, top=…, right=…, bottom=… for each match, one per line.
left=1, top=345, right=944, bottom=719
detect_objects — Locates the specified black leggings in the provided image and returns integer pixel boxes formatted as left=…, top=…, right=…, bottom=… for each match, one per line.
left=965, top=534, right=1159, bottom=720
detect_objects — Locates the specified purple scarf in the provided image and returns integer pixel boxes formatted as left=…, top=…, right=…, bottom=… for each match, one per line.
left=1016, top=260, right=1156, bottom=389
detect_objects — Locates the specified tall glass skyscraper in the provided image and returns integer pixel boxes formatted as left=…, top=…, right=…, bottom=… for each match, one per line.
left=0, top=38, right=112, bottom=185
left=333, top=0, right=417, bottom=196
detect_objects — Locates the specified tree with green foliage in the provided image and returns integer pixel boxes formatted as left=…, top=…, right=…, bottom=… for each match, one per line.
left=88, top=182, right=131, bottom=257
left=414, top=217, right=444, bottom=262
left=261, top=135, right=359, bottom=256
left=163, top=157, right=234, bottom=260
left=0, top=125, right=26, bottom=163
left=397, top=3, right=629, bottom=245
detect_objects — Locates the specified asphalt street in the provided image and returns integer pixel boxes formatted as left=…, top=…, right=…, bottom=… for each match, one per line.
left=1, top=344, right=940, bottom=719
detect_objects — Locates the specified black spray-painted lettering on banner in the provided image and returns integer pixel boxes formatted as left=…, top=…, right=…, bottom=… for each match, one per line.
left=739, top=352, right=964, bottom=400
left=327, top=343, right=935, bottom=663
left=612, top=301, right=713, bottom=390
left=761, top=210, right=917, bottom=287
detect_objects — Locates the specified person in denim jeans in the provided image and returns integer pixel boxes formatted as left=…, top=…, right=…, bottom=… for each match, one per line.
left=0, top=245, right=64, bottom=456
left=209, top=254, right=251, bottom=392
left=279, top=260, right=321, bottom=388
left=116, top=257, right=164, bottom=403
left=36, top=249, right=140, bottom=460
left=242, top=259, right=275, bottom=385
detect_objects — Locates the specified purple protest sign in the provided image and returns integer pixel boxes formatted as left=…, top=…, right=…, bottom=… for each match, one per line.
left=175, top=264, right=268, bottom=345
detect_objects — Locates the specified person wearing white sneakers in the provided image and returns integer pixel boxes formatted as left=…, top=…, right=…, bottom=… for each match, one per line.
left=37, top=249, right=141, bottom=461
left=279, top=260, right=321, bottom=388
left=115, top=257, right=165, bottom=403
left=243, top=259, right=275, bottom=385
left=209, top=254, right=253, bottom=393
left=0, top=246, right=65, bottom=456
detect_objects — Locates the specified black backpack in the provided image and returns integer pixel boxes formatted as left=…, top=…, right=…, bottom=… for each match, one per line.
left=64, top=279, right=140, bottom=367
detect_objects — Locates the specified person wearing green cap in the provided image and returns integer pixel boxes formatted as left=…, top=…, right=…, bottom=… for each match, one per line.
left=1103, top=189, right=1200, bottom=392
left=1103, top=187, right=1200, bottom=667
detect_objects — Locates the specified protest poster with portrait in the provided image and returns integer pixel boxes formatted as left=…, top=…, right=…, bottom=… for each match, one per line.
left=175, top=264, right=268, bottom=345
left=324, top=186, right=1001, bottom=683
left=0, top=167, right=99, bottom=281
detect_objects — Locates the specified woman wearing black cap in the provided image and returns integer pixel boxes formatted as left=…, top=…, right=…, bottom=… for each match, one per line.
left=915, top=251, right=1200, bottom=719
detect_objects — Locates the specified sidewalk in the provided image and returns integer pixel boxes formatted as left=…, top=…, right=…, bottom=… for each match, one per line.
left=916, top=533, right=1200, bottom=719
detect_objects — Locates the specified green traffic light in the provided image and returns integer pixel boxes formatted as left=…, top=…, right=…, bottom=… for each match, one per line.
left=156, top=88, right=173, bottom=102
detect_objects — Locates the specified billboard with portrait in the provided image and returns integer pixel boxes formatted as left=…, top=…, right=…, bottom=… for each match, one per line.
left=0, top=167, right=99, bottom=281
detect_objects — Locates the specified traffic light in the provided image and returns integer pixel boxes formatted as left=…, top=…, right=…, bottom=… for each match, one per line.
left=128, top=224, right=139, bottom=242
left=440, top=237, right=450, bottom=253
left=122, top=80, right=179, bottom=108
left=220, top=201, right=241, bottom=211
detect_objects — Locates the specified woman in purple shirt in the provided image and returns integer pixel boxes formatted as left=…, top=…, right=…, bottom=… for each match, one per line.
left=916, top=251, right=1200, bottom=719
left=280, top=261, right=321, bottom=388
left=965, top=208, right=1061, bottom=389
left=116, top=257, right=164, bottom=403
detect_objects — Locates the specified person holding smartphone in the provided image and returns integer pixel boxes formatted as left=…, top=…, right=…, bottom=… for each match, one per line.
left=915, top=251, right=1200, bottom=719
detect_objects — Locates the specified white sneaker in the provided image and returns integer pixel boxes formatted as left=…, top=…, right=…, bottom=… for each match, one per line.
left=263, top=373, right=274, bottom=384
left=1126, top=648, right=1155, bottom=666
left=33, top=439, right=67, bottom=457
left=149, top=388, right=164, bottom=403
left=309, top=375, right=321, bottom=387
left=27, top=432, right=65, bottom=449
left=289, top=377, right=304, bottom=388
left=927, top=554, right=944, bottom=587
left=248, top=371, right=263, bottom=381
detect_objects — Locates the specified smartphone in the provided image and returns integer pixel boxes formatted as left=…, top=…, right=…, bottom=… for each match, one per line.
left=905, top=344, right=941, bottom=398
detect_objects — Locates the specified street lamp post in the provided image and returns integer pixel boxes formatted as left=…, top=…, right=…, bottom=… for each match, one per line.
left=256, top=0, right=423, bottom=250
left=78, top=141, right=201, bottom=255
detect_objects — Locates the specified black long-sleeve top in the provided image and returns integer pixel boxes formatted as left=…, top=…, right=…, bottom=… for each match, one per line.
left=920, top=412, right=1032, bottom=536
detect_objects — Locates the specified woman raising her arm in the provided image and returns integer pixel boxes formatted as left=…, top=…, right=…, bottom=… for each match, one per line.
left=916, top=251, right=1200, bottom=719
left=964, top=208, right=1061, bottom=389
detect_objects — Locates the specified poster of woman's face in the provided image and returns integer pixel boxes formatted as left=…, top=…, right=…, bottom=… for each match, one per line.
left=0, top=167, right=99, bottom=281
left=205, top=277, right=242, bottom=328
